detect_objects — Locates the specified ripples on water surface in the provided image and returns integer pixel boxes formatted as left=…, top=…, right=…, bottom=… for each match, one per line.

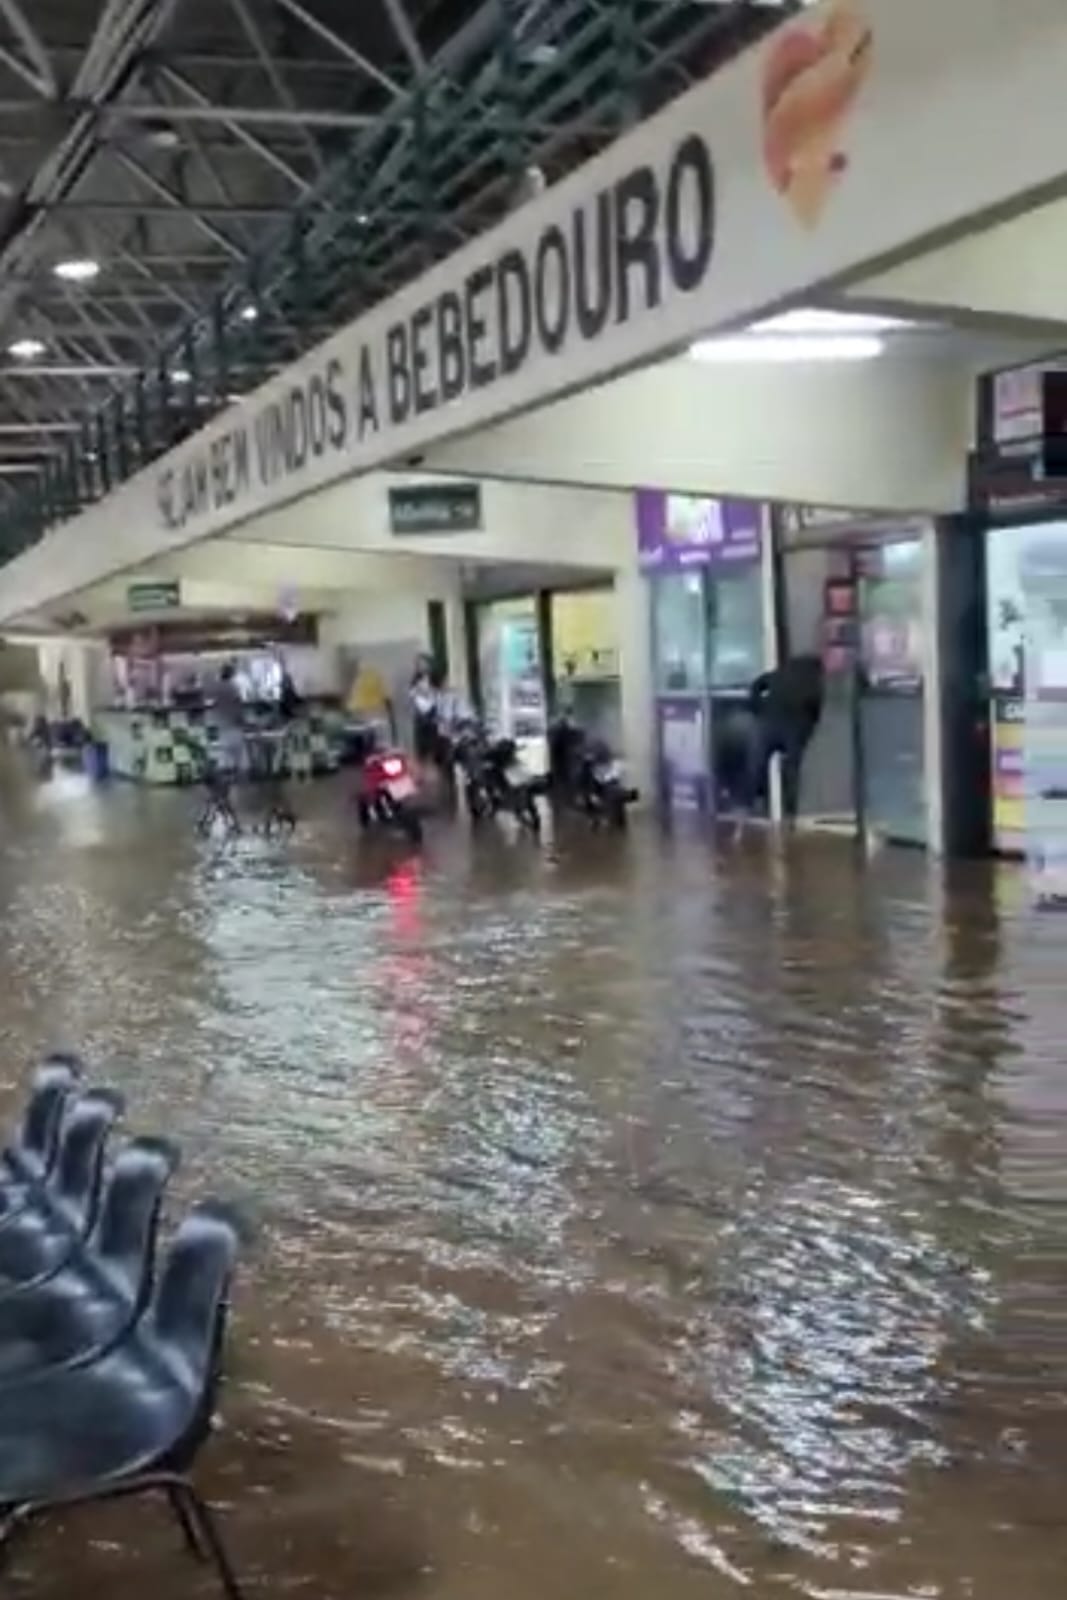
left=0, top=767, right=1064, bottom=1598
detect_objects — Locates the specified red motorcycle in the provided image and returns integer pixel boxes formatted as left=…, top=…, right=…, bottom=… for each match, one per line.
left=356, top=747, right=423, bottom=844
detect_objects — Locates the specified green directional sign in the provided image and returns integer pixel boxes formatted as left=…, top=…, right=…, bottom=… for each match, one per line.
left=127, top=580, right=181, bottom=614
left=389, top=482, right=482, bottom=535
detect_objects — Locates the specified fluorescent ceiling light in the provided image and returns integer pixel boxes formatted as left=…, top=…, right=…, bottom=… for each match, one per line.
left=8, top=337, right=45, bottom=360
left=688, top=302, right=914, bottom=364
left=691, top=334, right=884, bottom=364
left=53, top=257, right=100, bottom=284
left=171, top=367, right=192, bottom=385
left=755, top=307, right=910, bottom=335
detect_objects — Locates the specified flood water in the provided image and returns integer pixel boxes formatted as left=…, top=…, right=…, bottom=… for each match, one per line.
left=0, top=763, right=1065, bottom=1598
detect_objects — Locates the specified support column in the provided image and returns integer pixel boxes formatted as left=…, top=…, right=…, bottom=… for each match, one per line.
left=615, top=553, right=654, bottom=799
left=935, top=517, right=992, bottom=859
left=442, top=589, right=471, bottom=700
left=921, top=522, right=945, bottom=855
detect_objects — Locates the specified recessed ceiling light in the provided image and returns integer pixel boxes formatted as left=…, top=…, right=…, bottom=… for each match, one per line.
left=754, top=308, right=912, bottom=335
left=690, top=333, right=884, bottom=365
left=171, top=367, right=191, bottom=385
left=8, top=337, right=45, bottom=360
left=53, top=258, right=100, bottom=284
left=144, top=120, right=180, bottom=150
left=238, top=303, right=258, bottom=323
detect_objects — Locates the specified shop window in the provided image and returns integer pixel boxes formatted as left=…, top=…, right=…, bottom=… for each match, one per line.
left=707, top=567, right=764, bottom=689
left=551, top=588, right=621, bottom=745
left=653, top=572, right=707, bottom=693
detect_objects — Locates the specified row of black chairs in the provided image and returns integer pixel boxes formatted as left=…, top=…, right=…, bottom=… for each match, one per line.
left=0, top=1054, right=245, bottom=1597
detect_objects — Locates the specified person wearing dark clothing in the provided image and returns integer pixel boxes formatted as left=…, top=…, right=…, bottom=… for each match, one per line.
left=745, top=654, right=825, bottom=819
left=409, top=656, right=439, bottom=767
left=278, top=669, right=301, bottom=722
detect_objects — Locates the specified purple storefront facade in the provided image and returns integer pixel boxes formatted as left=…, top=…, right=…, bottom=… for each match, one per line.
left=636, top=490, right=768, bottom=815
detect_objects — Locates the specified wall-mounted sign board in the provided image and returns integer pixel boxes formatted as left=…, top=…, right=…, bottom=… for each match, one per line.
left=388, top=482, right=482, bottom=534
left=128, top=580, right=181, bottom=614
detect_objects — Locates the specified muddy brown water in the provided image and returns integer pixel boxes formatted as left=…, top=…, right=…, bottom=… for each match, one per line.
left=0, top=763, right=1064, bottom=1598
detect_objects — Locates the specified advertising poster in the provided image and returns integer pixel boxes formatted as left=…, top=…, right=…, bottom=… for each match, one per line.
left=986, top=524, right=1032, bottom=854
left=988, top=518, right=1067, bottom=885
left=637, top=491, right=762, bottom=573
left=1021, top=538, right=1067, bottom=904
left=857, top=541, right=924, bottom=690
left=656, top=697, right=709, bottom=812
left=991, top=693, right=1025, bottom=849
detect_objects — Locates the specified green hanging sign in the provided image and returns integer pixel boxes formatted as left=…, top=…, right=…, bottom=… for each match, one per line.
left=127, top=580, right=181, bottom=614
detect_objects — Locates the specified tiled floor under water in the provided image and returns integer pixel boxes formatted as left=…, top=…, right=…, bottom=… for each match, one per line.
left=0, top=763, right=1064, bottom=1598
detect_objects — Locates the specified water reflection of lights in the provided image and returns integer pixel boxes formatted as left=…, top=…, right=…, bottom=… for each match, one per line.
left=377, top=858, right=434, bottom=1066
left=669, top=1176, right=988, bottom=1563
left=385, top=858, right=423, bottom=941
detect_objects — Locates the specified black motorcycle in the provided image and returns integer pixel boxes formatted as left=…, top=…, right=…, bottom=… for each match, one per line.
left=549, top=716, right=638, bottom=829
left=454, top=721, right=545, bottom=833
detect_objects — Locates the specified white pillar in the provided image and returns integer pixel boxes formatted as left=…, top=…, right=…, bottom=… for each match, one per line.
left=615, top=553, right=654, bottom=798
left=921, top=521, right=946, bottom=856
left=443, top=589, right=470, bottom=699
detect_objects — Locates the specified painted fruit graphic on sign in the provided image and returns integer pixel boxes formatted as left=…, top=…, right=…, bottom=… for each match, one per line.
left=762, top=0, right=873, bottom=228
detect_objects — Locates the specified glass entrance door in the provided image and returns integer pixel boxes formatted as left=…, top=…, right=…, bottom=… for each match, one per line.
left=476, top=597, right=548, bottom=768
left=857, top=540, right=927, bottom=846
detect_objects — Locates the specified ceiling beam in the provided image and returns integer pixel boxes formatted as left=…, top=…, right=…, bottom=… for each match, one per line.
left=0, top=0, right=58, bottom=99
left=0, top=421, right=79, bottom=433
left=107, top=100, right=374, bottom=131
left=0, top=364, right=135, bottom=378
left=273, top=0, right=403, bottom=98
left=382, top=0, right=427, bottom=75
left=109, top=150, right=248, bottom=260
left=159, top=64, right=316, bottom=198
left=56, top=200, right=288, bottom=220
left=224, top=0, right=325, bottom=177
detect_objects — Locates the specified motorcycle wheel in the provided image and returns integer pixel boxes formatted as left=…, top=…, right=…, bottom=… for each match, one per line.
left=399, top=805, right=424, bottom=845
left=520, top=791, right=542, bottom=834
left=605, top=787, right=629, bottom=829
left=467, top=785, right=488, bottom=822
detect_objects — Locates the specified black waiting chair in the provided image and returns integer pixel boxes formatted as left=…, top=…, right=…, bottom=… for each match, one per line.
left=0, top=1136, right=179, bottom=1383
left=0, top=1204, right=244, bottom=1598
left=0, top=1054, right=83, bottom=1209
left=0, top=1089, right=122, bottom=1287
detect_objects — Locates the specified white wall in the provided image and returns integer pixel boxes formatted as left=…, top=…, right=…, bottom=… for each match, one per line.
left=36, top=638, right=110, bottom=721
left=237, top=474, right=632, bottom=572
left=319, top=584, right=458, bottom=734
left=855, top=198, right=1067, bottom=334
left=422, top=350, right=974, bottom=514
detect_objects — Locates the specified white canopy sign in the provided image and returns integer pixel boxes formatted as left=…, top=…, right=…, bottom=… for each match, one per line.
left=4, top=0, right=1067, bottom=620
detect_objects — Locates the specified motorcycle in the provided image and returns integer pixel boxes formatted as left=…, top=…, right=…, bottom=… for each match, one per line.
left=549, top=715, right=638, bottom=829
left=453, top=720, right=545, bottom=833
left=356, top=747, right=424, bottom=844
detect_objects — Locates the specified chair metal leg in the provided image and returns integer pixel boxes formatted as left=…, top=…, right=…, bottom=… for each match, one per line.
left=181, top=1483, right=246, bottom=1600
left=0, top=1475, right=246, bottom=1600
left=167, top=1483, right=208, bottom=1562
left=0, top=1503, right=34, bottom=1572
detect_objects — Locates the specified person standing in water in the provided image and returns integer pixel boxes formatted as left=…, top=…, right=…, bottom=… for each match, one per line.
left=214, top=661, right=246, bottom=776
left=409, top=654, right=440, bottom=772
left=744, top=654, right=825, bottom=820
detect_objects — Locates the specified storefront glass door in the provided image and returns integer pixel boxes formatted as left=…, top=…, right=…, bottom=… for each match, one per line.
left=857, top=540, right=927, bottom=846
left=476, top=597, right=548, bottom=764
